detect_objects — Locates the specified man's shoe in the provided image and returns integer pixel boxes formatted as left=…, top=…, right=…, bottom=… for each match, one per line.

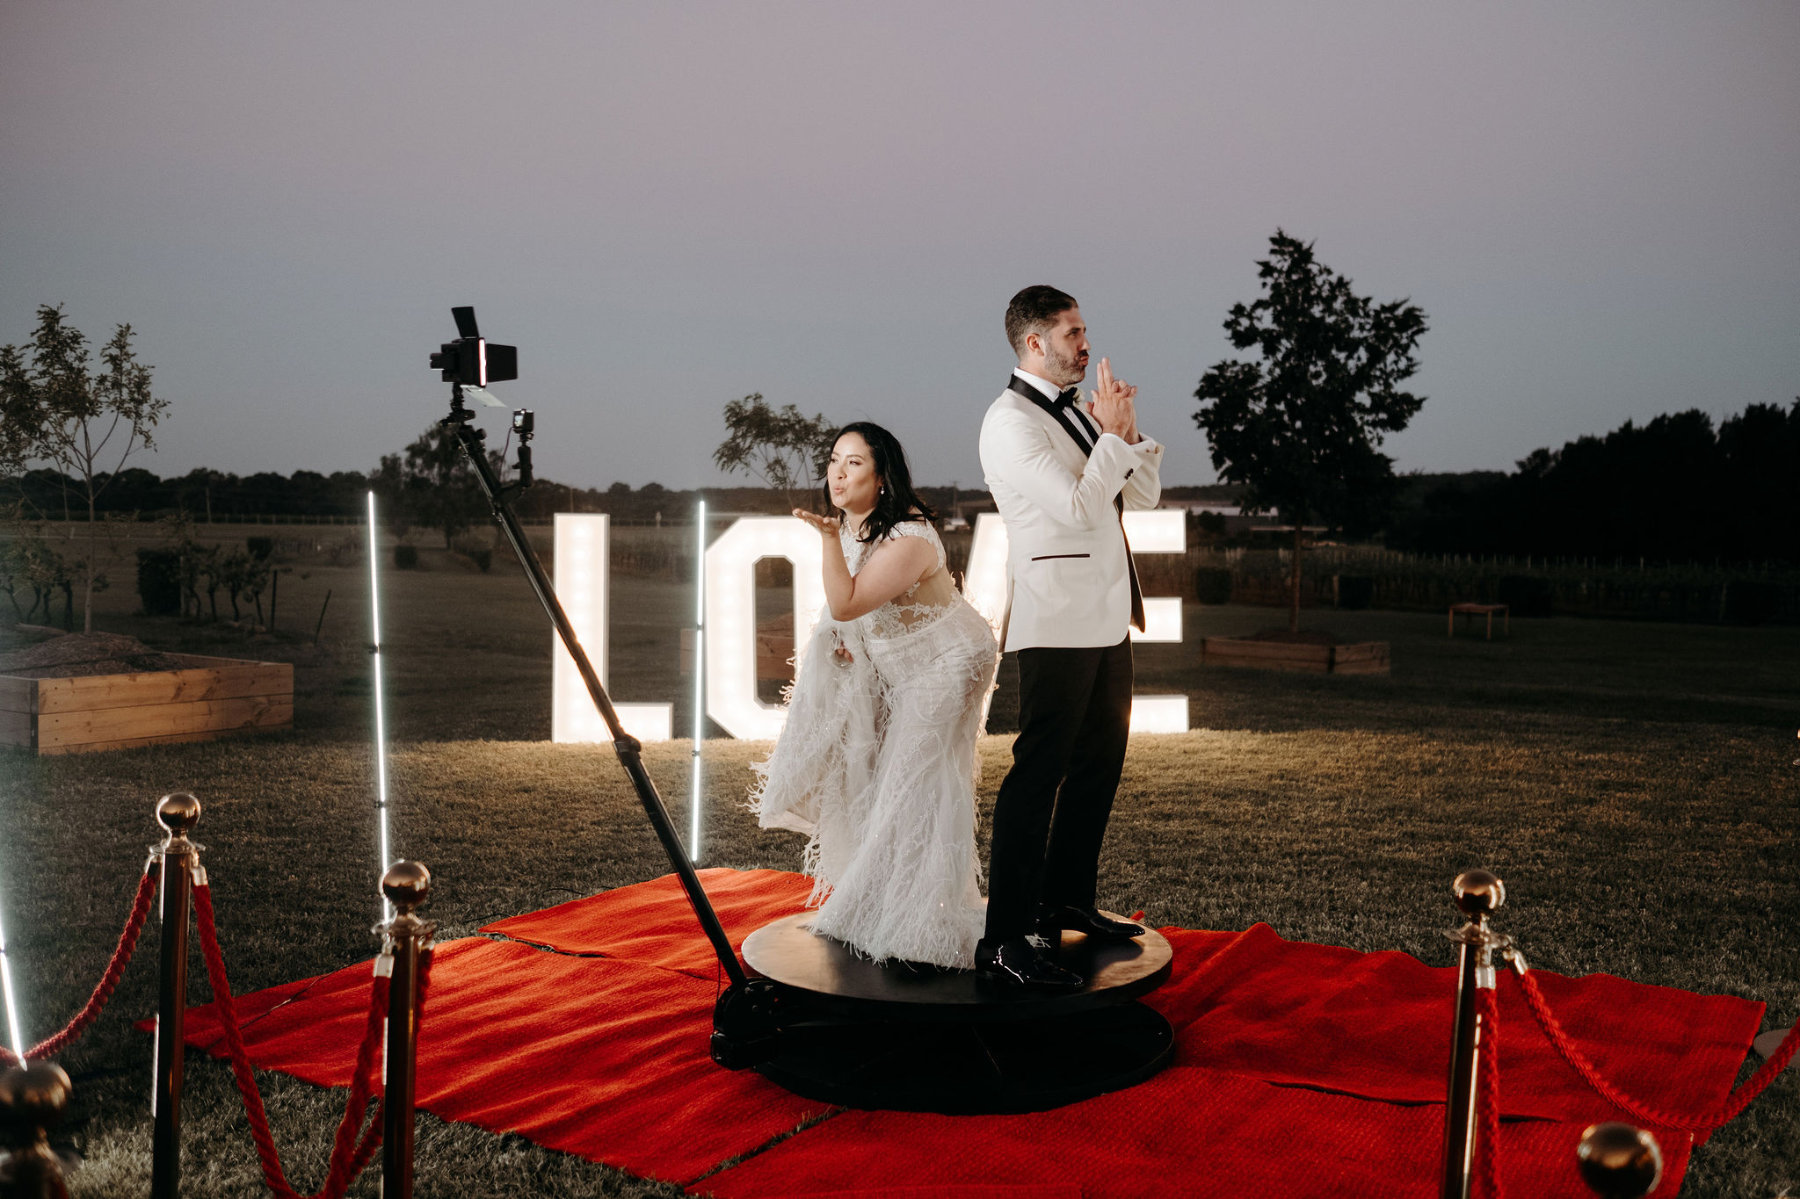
left=974, top=937, right=1085, bottom=989
left=1038, top=904, right=1146, bottom=942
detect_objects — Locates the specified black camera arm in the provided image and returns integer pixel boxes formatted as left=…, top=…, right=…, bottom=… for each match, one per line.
left=441, top=383, right=750, bottom=992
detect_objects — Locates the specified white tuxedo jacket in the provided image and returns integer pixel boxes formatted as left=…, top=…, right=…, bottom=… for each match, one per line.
left=978, top=385, right=1164, bottom=652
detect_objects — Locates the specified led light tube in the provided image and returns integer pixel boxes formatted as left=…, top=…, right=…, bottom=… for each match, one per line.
left=689, top=500, right=707, bottom=863
left=368, top=491, right=393, bottom=918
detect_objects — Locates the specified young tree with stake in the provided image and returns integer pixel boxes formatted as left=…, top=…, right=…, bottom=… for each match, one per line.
left=1, top=304, right=169, bottom=632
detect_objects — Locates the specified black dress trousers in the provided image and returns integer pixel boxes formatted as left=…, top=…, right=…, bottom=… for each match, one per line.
left=983, top=635, right=1134, bottom=942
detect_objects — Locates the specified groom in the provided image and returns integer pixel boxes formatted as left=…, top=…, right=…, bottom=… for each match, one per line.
left=975, top=285, right=1164, bottom=988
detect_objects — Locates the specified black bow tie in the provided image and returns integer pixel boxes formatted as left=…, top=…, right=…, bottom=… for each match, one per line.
left=1054, top=387, right=1080, bottom=407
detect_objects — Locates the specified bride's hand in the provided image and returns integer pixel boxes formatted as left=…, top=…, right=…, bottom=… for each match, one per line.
left=792, top=509, right=837, bottom=536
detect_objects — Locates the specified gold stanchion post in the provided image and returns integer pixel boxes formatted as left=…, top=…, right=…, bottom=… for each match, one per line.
left=0, top=1061, right=72, bottom=1199
left=150, top=793, right=202, bottom=1199
left=1440, top=869, right=1506, bottom=1199
left=1577, top=1122, right=1664, bottom=1197
left=379, top=862, right=434, bottom=1199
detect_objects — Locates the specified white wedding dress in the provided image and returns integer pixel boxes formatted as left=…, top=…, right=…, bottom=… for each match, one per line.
left=752, top=520, right=999, bottom=968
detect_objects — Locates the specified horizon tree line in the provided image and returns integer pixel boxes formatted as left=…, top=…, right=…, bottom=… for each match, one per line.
left=5, top=302, right=1795, bottom=576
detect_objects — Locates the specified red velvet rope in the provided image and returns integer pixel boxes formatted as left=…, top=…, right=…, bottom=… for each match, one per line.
left=1474, top=986, right=1503, bottom=1199
left=17, top=868, right=159, bottom=1063
left=322, top=946, right=435, bottom=1196
left=1512, top=965, right=1800, bottom=1133
left=194, top=883, right=400, bottom=1199
left=315, top=951, right=393, bottom=1199
left=333, top=945, right=435, bottom=1188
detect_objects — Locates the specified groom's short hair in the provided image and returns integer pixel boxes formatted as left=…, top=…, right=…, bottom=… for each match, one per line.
left=1005, top=285, right=1078, bottom=358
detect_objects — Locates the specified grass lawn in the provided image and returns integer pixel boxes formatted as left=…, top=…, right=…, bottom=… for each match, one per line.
left=2, top=523, right=1797, bottom=1196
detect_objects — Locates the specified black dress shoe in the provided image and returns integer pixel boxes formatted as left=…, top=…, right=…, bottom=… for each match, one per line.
left=974, top=937, right=1085, bottom=989
left=1037, top=904, right=1146, bottom=942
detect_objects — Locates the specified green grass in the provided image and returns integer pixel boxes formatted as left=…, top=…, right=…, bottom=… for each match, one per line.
left=3, top=525, right=1798, bottom=1196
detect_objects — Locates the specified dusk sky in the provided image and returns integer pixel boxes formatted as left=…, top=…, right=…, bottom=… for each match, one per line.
left=3, top=2, right=1796, bottom=491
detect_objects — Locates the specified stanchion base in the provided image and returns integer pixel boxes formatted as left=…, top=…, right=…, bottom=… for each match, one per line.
left=755, top=1001, right=1175, bottom=1114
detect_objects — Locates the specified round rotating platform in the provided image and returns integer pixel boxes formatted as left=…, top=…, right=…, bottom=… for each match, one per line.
left=740, top=912, right=1176, bottom=1113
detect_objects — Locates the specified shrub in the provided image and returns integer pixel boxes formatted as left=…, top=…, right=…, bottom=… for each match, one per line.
left=1194, top=567, right=1233, bottom=605
left=246, top=536, right=274, bottom=560
left=136, top=548, right=183, bottom=615
left=394, top=544, right=420, bottom=570
left=447, top=534, right=495, bottom=574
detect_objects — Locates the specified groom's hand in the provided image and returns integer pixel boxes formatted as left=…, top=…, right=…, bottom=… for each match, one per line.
left=1088, top=357, right=1139, bottom=443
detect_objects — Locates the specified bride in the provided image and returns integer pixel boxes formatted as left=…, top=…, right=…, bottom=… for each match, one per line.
left=752, top=421, right=999, bottom=969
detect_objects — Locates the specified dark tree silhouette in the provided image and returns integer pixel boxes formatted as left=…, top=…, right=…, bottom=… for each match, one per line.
left=371, top=423, right=506, bottom=548
left=1391, top=399, right=1800, bottom=565
left=1195, top=231, right=1428, bottom=631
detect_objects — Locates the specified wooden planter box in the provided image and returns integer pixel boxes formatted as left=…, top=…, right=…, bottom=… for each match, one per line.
left=0, top=655, right=293, bottom=755
left=1202, top=637, right=1390, bottom=675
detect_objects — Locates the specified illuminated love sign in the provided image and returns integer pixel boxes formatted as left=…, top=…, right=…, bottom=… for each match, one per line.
left=961, top=511, right=1190, bottom=734
left=701, top=517, right=826, bottom=740
left=551, top=510, right=1190, bottom=743
left=551, top=513, right=674, bottom=743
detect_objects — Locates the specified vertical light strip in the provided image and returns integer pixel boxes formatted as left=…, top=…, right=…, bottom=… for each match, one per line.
left=0, top=896, right=24, bottom=1061
left=367, top=491, right=393, bottom=917
left=688, top=500, right=706, bottom=864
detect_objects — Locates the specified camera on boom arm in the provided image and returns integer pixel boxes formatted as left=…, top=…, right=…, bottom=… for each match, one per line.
left=429, top=305, right=518, bottom=388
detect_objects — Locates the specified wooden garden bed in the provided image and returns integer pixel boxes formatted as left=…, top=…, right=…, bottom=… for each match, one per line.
left=1202, top=636, right=1390, bottom=675
left=0, top=654, right=293, bottom=755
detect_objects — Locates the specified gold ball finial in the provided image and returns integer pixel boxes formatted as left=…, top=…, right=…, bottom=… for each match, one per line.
left=381, top=861, right=432, bottom=912
left=1452, top=869, right=1506, bottom=918
left=1577, top=1123, right=1663, bottom=1196
left=0, top=1061, right=72, bottom=1130
left=155, top=792, right=202, bottom=836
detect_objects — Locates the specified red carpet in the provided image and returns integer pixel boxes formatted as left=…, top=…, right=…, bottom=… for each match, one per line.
left=161, top=869, right=1765, bottom=1195
left=172, top=936, right=827, bottom=1182
left=481, top=867, right=816, bottom=978
left=695, top=1067, right=1692, bottom=1199
left=1148, top=925, right=1759, bottom=1132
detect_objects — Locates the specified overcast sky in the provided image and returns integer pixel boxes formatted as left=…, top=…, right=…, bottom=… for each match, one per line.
left=3, top=2, right=1796, bottom=490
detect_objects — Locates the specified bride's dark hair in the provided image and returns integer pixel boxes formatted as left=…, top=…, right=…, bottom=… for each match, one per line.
left=821, top=421, right=937, bottom=545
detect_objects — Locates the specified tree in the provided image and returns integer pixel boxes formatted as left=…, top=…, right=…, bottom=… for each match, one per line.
left=713, top=393, right=836, bottom=508
left=1194, top=232, right=1428, bottom=632
left=371, top=423, right=500, bottom=548
left=1, top=304, right=169, bottom=631
left=1389, top=399, right=1800, bottom=564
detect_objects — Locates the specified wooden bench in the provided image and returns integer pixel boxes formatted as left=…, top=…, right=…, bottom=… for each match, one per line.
left=1447, top=602, right=1509, bottom=640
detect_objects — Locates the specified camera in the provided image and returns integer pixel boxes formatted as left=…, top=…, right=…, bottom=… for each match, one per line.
left=429, top=306, right=517, bottom=387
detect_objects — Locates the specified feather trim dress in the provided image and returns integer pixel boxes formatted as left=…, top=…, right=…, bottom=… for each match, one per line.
left=751, top=520, right=999, bottom=968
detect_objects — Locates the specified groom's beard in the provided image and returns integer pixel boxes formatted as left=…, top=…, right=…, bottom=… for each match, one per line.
left=1044, top=344, right=1088, bottom=387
